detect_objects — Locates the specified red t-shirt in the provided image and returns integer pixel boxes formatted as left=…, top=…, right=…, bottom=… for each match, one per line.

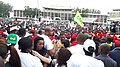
left=112, top=35, right=117, bottom=42
left=71, top=41, right=77, bottom=46
left=72, top=34, right=77, bottom=39
left=114, top=40, right=120, bottom=47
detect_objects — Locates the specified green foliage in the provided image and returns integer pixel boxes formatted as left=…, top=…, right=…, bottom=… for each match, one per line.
left=24, top=6, right=41, bottom=18
left=0, top=1, right=13, bottom=17
left=74, top=8, right=101, bottom=17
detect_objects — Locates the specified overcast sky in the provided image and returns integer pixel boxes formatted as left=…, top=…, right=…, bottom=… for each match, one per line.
left=1, top=0, right=120, bottom=14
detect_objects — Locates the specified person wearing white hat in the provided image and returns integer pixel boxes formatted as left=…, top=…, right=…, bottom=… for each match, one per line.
left=83, top=38, right=96, bottom=56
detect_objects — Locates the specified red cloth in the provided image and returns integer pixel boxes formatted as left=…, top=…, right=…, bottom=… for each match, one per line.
left=83, top=30, right=87, bottom=33
left=1, top=37, right=7, bottom=42
left=89, top=33, right=93, bottom=37
left=50, top=36, right=55, bottom=41
left=108, top=34, right=112, bottom=38
left=0, top=31, right=4, bottom=35
left=112, top=35, right=117, bottom=42
left=32, top=34, right=38, bottom=41
left=71, top=41, right=77, bottom=46
left=98, top=33, right=103, bottom=39
left=114, top=40, right=120, bottom=47
left=30, top=29, right=36, bottom=33
left=72, top=34, right=77, bottom=39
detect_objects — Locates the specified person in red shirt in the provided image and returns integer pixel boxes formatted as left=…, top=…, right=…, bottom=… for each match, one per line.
left=98, top=32, right=103, bottom=39
left=107, top=34, right=112, bottom=38
left=71, top=33, right=77, bottom=46
left=65, top=32, right=71, bottom=39
left=112, top=33, right=117, bottom=42
left=114, top=39, right=120, bottom=47
left=29, top=29, right=38, bottom=41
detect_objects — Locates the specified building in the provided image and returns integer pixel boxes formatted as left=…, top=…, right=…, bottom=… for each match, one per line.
left=87, top=13, right=107, bottom=22
left=9, top=6, right=107, bottom=22
left=10, top=10, right=25, bottom=18
left=107, top=9, right=120, bottom=21
left=41, top=6, right=73, bottom=20
left=72, top=12, right=107, bottom=23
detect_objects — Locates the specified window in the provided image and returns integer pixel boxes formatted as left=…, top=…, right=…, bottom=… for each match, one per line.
left=20, top=11, right=22, bottom=17
left=14, top=10, right=16, bottom=16
left=17, top=10, right=19, bottom=17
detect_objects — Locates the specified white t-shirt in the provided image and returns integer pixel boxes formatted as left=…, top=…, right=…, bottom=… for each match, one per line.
left=19, top=52, right=43, bottom=67
left=68, top=45, right=85, bottom=55
left=38, top=34, right=53, bottom=50
left=67, top=54, right=104, bottom=67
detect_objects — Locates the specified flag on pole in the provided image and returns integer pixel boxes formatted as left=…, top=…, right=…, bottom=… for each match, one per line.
left=74, top=11, right=84, bottom=27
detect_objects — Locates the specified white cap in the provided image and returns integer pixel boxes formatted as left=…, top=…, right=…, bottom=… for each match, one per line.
left=10, top=26, right=19, bottom=31
left=83, top=39, right=96, bottom=52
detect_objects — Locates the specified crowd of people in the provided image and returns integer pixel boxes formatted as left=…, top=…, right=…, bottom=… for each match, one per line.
left=0, top=20, right=120, bottom=67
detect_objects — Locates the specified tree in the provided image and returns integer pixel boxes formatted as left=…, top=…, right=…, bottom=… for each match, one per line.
left=74, top=8, right=88, bottom=17
left=24, top=6, right=41, bottom=18
left=81, top=8, right=88, bottom=17
left=0, top=1, right=13, bottom=17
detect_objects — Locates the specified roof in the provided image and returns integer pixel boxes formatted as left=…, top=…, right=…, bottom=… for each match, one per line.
left=43, top=6, right=73, bottom=10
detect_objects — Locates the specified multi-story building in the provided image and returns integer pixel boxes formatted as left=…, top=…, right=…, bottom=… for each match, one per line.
left=41, top=6, right=73, bottom=20
left=10, top=10, right=25, bottom=18
left=9, top=6, right=107, bottom=22
left=107, top=9, right=120, bottom=21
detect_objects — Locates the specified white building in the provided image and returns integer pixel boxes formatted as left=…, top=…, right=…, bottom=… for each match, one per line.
left=107, top=9, right=120, bottom=21
left=9, top=6, right=107, bottom=22
left=9, top=10, right=25, bottom=18
left=41, top=6, right=73, bottom=20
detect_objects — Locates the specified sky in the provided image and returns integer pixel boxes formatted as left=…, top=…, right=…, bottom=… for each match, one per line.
left=0, top=0, right=120, bottom=14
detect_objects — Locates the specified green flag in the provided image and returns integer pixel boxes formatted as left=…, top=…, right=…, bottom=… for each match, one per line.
left=74, top=11, right=84, bottom=27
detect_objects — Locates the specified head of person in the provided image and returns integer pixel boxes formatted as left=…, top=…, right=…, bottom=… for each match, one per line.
left=107, top=38, right=113, bottom=44
left=10, top=26, right=19, bottom=34
left=98, top=43, right=110, bottom=55
left=56, top=48, right=72, bottom=67
left=18, top=28, right=26, bottom=37
left=60, top=35, right=65, bottom=41
left=0, top=44, right=8, bottom=59
left=29, top=29, right=36, bottom=35
left=34, top=36, right=44, bottom=51
left=38, top=30, right=42, bottom=35
left=62, top=39, right=70, bottom=48
left=77, top=33, right=87, bottom=45
left=44, top=27, right=52, bottom=36
left=83, top=39, right=96, bottom=56
left=50, top=28, right=55, bottom=36
left=84, top=33, right=90, bottom=39
left=0, top=40, right=21, bottom=67
left=0, top=39, right=6, bottom=45
left=18, top=37, right=33, bottom=53
left=10, top=29, right=18, bottom=34
left=100, top=37, right=107, bottom=44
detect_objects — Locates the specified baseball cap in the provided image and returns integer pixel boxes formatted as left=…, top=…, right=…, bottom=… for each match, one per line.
left=83, top=39, right=96, bottom=52
left=10, top=26, right=19, bottom=31
left=84, top=33, right=90, bottom=38
left=7, top=34, right=17, bottom=45
left=30, top=29, right=36, bottom=33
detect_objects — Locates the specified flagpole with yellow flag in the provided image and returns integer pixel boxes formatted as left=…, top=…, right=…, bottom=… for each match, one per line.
left=74, top=11, right=84, bottom=27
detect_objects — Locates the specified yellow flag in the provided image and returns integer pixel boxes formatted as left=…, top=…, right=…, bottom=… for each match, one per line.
left=74, top=11, right=84, bottom=27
